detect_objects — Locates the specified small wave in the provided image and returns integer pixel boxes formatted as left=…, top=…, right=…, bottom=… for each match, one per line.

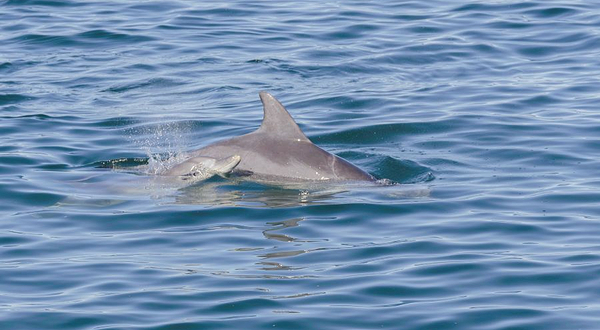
left=10, top=30, right=154, bottom=49
left=525, top=6, right=579, bottom=18
left=12, top=34, right=79, bottom=47
left=104, top=78, right=185, bottom=94
left=313, top=120, right=459, bottom=145
left=5, top=0, right=84, bottom=7
left=0, top=93, right=36, bottom=106
left=336, top=151, right=433, bottom=184
left=76, top=29, right=155, bottom=43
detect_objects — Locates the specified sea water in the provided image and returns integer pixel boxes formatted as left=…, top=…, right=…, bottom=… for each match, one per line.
left=1, top=1, right=600, bottom=329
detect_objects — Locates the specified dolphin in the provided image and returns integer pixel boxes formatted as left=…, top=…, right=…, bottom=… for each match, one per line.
left=179, top=92, right=374, bottom=184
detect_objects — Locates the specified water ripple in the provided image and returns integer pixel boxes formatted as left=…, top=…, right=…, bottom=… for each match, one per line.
left=2, top=0, right=600, bottom=329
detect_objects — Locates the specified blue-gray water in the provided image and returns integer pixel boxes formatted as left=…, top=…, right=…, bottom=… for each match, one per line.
left=2, top=1, right=600, bottom=329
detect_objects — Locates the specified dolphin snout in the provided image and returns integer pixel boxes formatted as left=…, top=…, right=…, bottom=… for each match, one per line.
left=215, top=155, right=241, bottom=173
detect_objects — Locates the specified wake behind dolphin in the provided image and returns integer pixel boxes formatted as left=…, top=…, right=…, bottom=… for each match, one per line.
left=171, top=92, right=375, bottom=184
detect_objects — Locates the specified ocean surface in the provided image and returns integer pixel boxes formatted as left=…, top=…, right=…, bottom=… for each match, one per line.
left=2, top=1, right=600, bottom=329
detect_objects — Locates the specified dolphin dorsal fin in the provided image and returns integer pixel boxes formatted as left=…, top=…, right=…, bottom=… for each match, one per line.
left=256, top=92, right=311, bottom=142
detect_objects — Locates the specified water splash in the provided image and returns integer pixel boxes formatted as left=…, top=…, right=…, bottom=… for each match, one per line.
left=126, top=119, right=195, bottom=175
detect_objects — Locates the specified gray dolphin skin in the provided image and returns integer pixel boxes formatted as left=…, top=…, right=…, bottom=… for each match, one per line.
left=185, top=92, right=374, bottom=183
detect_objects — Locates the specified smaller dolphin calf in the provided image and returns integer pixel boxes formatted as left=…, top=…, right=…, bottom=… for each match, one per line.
left=164, top=155, right=241, bottom=182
